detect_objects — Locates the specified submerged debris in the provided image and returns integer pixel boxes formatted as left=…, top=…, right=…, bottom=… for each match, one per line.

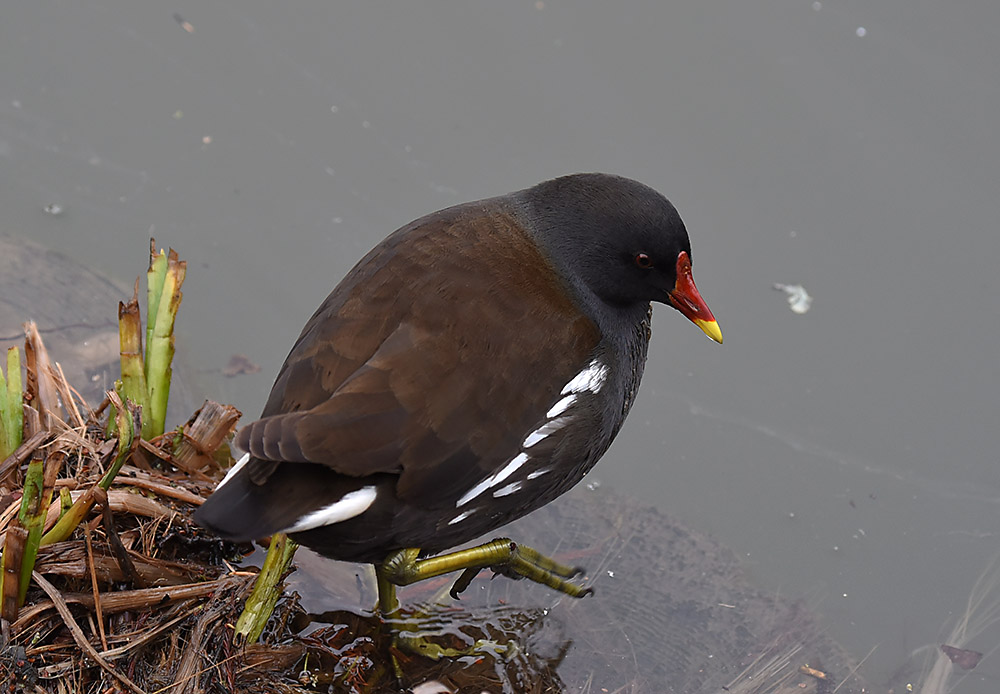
left=223, top=353, right=261, bottom=377
left=940, top=644, right=983, bottom=670
left=900, top=553, right=1000, bottom=694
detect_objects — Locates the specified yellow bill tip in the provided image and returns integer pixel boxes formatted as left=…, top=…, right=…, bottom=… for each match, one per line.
left=693, top=318, right=723, bottom=344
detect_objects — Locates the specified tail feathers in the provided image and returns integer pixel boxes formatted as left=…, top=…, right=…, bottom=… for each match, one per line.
left=193, top=457, right=380, bottom=542
left=193, top=462, right=290, bottom=541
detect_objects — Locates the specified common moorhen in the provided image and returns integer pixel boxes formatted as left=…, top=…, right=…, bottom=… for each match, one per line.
left=195, top=173, right=721, bottom=619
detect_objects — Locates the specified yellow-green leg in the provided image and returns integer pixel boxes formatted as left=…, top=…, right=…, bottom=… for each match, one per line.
left=380, top=539, right=590, bottom=600
left=375, top=537, right=591, bottom=667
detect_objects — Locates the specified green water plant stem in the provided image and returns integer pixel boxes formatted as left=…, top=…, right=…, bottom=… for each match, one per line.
left=0, top=346, right=23, bottom=460
left=0, top=447, right=59, bottom=616
left=12, top=458, right=49, bottom=607
left=234, top=532, right=298, bottom=644
left=143, top=243, right=186, bottom=440
left=0, top=453, right=48, bottom=617
left=116, top=284, right=149, bottom=436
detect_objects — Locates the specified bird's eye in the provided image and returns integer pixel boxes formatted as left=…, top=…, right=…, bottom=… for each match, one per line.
left=634, top=253, right=653, bottom=269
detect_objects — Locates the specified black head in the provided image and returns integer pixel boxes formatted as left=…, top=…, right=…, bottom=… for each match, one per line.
left=516, top=173, right=721, bottom=342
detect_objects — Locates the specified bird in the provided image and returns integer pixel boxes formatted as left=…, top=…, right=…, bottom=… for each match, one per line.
left=194, top=173, right=721, bottom=617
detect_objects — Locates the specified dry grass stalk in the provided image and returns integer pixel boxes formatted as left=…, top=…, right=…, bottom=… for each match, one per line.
left=114, top=466, right=208, bottom=506
left=82, top=525, right=107, bottom=651
left=12, top=578, right=238, bottom=631
left=51, top=362, right=85, bottom=430
left=31, top=571, right=148, bottom=694
left=23, top=322, right=60, bottom=434
left=0, top=324, right=302, bottom=693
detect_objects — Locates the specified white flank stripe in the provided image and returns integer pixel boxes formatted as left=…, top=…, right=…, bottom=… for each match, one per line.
left=493, top=481, right=522, bottom=497
left=284, top=486, right=378, bottom=533
left=215, top=452, right=251, bottom=490
left=489, top=452, right=529, bottom=488
left=522, top=417, right=569, bottom=448
left=522, top=430, right=546, bottom=448
left=546, top=394, right=576, bottom=419
left=448, top=509, right=476, bottom=526
left=456, top=477, right=496, bottom=508
left=456, top=452, right=530, bottom=507
left=526, top=467, right=551, bottom=480
left=561, top=359, right=608, bottom=395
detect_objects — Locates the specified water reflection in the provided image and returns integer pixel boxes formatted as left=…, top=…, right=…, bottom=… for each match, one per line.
left=288, top=485, right=869, bottom=693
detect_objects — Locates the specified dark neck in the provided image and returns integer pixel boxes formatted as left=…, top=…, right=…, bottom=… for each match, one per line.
left=507, top=194, right=652, bottom=340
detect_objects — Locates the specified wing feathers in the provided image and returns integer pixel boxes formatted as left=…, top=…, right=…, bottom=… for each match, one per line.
left=235, top=206, right=601, bottom=498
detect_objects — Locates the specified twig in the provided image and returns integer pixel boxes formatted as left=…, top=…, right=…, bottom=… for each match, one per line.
left=57, top=367, right=98, bottom=427
left=0, top=430, right=49, bottom=485
left=32, top=570, right=148, bottom=694
left=115, top=466, right=207, bottom=506
left=98, top=488, right=146, bottom=588
left=52, top=361, right=85, bottom=430
left=14, top=577, right=242, bottom=630
left=83, top=525, right=108, bottom=651
left=136, top=439, right=214, bottom=483
left=91, top=395, right=111, bottom=422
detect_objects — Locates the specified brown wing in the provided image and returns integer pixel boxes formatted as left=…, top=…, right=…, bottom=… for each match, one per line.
left=236, top=202, right=601, bottom=502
